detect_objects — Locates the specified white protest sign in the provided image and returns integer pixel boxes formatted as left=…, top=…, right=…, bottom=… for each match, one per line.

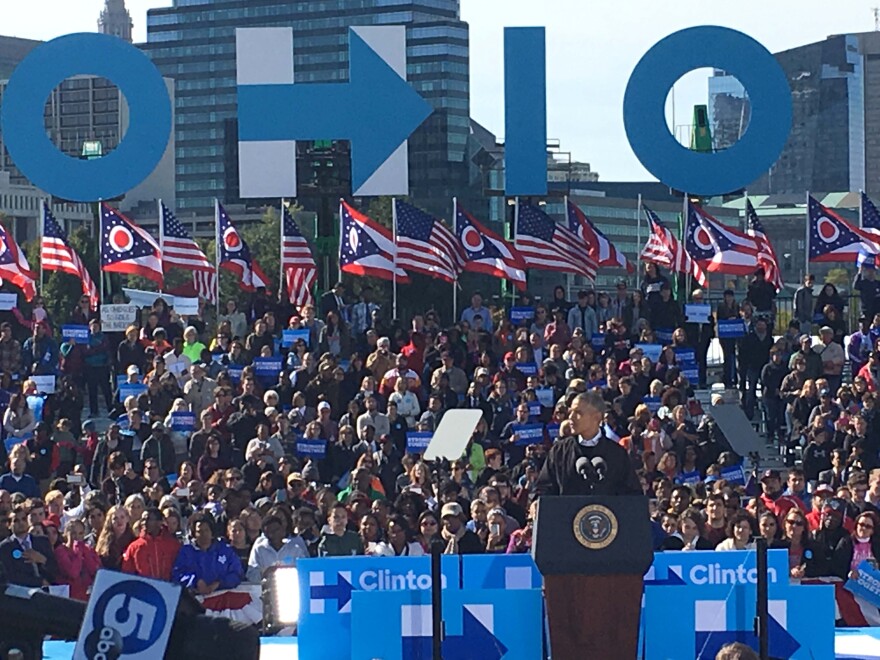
left=101, top=304, right=140, bottom=332
left=31, top=375, right=56, bottom=394
left=173, top=296, right=199, bottom=316
left=122, top=288, right=172, bottom=309
left=0, top=293, right=17, bottom=310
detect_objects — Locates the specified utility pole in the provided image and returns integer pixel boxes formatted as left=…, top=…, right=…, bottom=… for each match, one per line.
left=874, top=7, right=880, bottom=31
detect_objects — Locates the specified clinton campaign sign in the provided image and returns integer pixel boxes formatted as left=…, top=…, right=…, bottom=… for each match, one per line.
left=74, top=570, right=181, bottom=660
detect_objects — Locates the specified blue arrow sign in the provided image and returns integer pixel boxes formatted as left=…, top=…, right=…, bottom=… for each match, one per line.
left=309, top=572, right=353, bottom=612
left=400, top=607, right=509, bottom=660
left=694, top=615, right=800, bottom=659
left=237, top=29, right=433, bottom=192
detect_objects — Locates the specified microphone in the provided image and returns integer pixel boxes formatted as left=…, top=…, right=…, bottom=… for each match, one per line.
left=591, top=456, right=608, bottom=482
left=575, top=456, right=598, bottom=482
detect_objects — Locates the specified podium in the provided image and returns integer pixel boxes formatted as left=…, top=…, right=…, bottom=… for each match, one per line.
left=532, top=496, right=653, bottom=660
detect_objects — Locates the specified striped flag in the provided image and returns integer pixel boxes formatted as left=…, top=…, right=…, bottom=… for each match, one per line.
left=455, top=201, right=527, bottom=290
left=566, top=199, right=634, bottom=273
left=685, top=201, right=761, bottom=276
left=100, top=203, right=164, bottom=287
left=41, top=202, right=98, bottom=309
left=217, top=202, right=270, bottom=292
left=193, top=271, right=217, bottom=303
left=159, top=201, right=216, bottom=302
left=809, top=195, right=880, bottom=263
left=745, top=199, right=783, bottom=291
left=339, top=200, right=409, bottom=282
left=281, top=204, right=317, bottom=309
left=515, top=202, right=597, bottom=279
left=394, top=200, right=464, bottom=283
left=641, top=205, right=707, bottom=287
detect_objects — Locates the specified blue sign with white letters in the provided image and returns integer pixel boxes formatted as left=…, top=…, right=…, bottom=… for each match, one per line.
left=297, top=556, right=460, bottom=660
left=282, top=328, right=311, bottom=348
left=516, top=363, right=537, bottom=376
left=510, top=307, right=534, bottom=323
left=591, top=333, right=606, bottom=350
left=845, top=560, right=880, bottom=609
left=62, top=325, right=90, bottom=342
left=296, top=439, right=327, bottom=459
left=406, top=432, right=432, bottom=454
left=169, top=412, right=195, bottom=433
left=512, top=423, right=544, bottom=445
left=718, top=319, right=747, bottom=339
left=721, top=463, right=747, bottom=486
left=253, top=357, right=283, bottom=379
left=227, top=365, right=243, bottom=383
left=527, top=402, right=541, bottom=418
left=118, top=383, right=147, bottom=402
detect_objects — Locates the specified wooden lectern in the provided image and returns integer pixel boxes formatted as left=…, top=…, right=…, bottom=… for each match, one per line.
left=532, top=496, right=653, bottom=660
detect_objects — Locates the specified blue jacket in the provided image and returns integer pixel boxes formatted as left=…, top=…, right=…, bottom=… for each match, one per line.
left=172, top=540, right=242, bottom=591
left=0, top=472, right=40, bottom=498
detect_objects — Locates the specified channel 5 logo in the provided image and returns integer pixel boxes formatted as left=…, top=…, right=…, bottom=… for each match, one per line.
left=0, top=25, right=792, bottom=203
left=75, top=575, right=175, bottom=660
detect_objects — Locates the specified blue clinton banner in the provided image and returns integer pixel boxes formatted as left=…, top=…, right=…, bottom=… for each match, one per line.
left=512, top=423, right=544, bottom=445
left=845, top=560, right=880, bottom=609
left=297, top=439, right=327, bottom=459
left=282, top=328, right=311, bottom=347
left=406, top=432, right=432, bottom=454
left=721, top=463, right=747, bottom=486
left=510, top=307, right=534, bottom=323
left=170, top=412, right=195, bottom=433
left=62, top=325, right=89, bottom=341
left=516, top=363, right=537, bottom=376
left=227, top=365, right=244, bottom=383
left=117, top=383, right=147, bottom=402
left=253, top=357, right=283, bottom=379
left=718, top=319, right=747, bottom=339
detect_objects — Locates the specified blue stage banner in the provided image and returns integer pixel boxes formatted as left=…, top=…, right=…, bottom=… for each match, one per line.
left=62, top=325, right=89, bottom=341
left=512, top=423, right=544, bottom=445
left=636, top=343, right=663, bottom=363
left=527, top=402, right=541, bottom=418
left=117, top=383, right=147, bottom=402
left=509, top=307, right=534, bottom=323
left=461, top=554, right=542, bottom=591
left=673, top=347, right=696, bottom=363
left=646, top=549, right=789, bottom=588
left=717, top=319, right=747, bottom=339
left=591, top=333, right=605, bottom=350
left=227, top=365, right=243, bottom=383
left=406, top=432, right=432, bottom=454
left=845, top=560, right=880, bottom=609
left=516, top=363, right=537, bottom=376
left=282, top=328, right=311, bottom=347
left=254, top=357, right=283, bottom=379
left=170, top=412, right=195, bottom=433
left=297, top=556, right=460, bottom=660
left=721, top=463, right=747, bottom=486
left=350, top=588, right=543, bottom=660
left=297, top=439, right=327, bottom=459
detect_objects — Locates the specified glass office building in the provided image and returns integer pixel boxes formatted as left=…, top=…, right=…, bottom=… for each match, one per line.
left=143, top=0, right=470, bottom=218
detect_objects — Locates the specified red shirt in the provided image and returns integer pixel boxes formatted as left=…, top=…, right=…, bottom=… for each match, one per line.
left=121, top=529, right=181, bottom=581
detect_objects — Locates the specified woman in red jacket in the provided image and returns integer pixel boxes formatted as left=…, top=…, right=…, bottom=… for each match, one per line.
left=121, top=508, right=181, bottom=581
left=55, top=519, right=101, bottom=601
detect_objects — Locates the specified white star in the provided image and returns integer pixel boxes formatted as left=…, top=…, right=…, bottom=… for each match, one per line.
left=218, top=555, right=227, bottom=564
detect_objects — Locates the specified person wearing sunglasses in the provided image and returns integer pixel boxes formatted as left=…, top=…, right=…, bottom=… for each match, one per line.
left=779, top=508, right=817, bottom=579
left=831, top=511, right=880, bottom=581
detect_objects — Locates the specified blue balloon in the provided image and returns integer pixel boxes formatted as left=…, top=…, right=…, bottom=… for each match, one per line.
left=0, top=33, right=171, bottom=202
left=623, top=26, right=792, bottom=196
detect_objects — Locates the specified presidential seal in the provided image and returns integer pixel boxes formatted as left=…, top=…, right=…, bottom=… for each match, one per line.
left=572, top=504, right=618, bottom=550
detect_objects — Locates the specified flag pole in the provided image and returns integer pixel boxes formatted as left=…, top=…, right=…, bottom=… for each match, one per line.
left=860, top=189, right=865, bottom=229
left=452, top=197, right=458, bottom=324
left=214, top=199, right=221, bottom=319
left=681, top=192, right=688, bottom=299
left=391, top=198, right=398, bottom=320
left=804, top=191, right=811, bottom=282
left=280, top=199, right=286, bottom=305
left=39, top=199, right=46, bottom=294
left=513, top=197, right=520, bottom=307
left=636, top=193, right=643, bottom=290
left=98, top=201, right=104, bottom=305
left=157, top=199, right=165, bottom=296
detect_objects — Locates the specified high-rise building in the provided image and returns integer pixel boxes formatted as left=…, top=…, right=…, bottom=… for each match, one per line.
left=709, top=32, right=880, bottom=196
left=99, top=0, right=134, bottom=43
left=143, top=0, right=470, bottom=219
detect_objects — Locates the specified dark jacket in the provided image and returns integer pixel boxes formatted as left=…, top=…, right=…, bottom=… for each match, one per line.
left=0, top=534, right=58, bottom=587
left=831, top=534, right=880, bottom=580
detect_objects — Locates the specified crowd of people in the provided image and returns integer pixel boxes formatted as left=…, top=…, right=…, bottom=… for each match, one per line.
left=0, top=265, right=877, bottom=630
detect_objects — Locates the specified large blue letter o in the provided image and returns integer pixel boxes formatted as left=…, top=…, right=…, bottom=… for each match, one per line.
left=0, top=33, right=171, bottom=202
left=623, top=26, right=791, bottom=196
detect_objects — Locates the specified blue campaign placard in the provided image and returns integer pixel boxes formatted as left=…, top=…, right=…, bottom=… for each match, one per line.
left=682, top=366, right=700, bottom=382
left=296, top=439, right=327, bottom=459
left=527, top=402, right=541, bottom=418
left=678, top=470, right=701, bottom=486
left=406, top=432, right=432, bottom=454
left=170, top=412, right=195, bottom=433
left=4, top=433, right=30, bottom=454
left=845, top=560, right=880, bottom=609
left=62, top=325, right=90, bottom=341
left=654, top=328, right=674, bottom=344
left=717, top=319, right=747, bottom=339
left=297, top=556, right=460, bottom=660
left=461, top=554, right=542, bottom=591
left=350, top=588, right=543, bottom=660
left=227, top=365, right=243, bottom=383
left=253, top=357, right=283, bottom=379
left=117, top=383, right=147, bottom=402
left=512, top=423, right=544, bottom=445
left=282, top=328, right=311, bottom=347
left=535, top=387, right=554, bottom=408
left=721, top=463, right=747, bottom=486
left=546, top=422, right=560, bottom=440
left=643, top=397, right=661, bottom=413
left=673, top=347, right=696, bottom=364
left=516, top=363, right=537, bottom=376
left=646, top=549, right=790, bottom=588
left=636, top=343, right=663, bottom=363
left=644, top=581, right=834, bottom=660
left=510, top=307, right=534, bottom=323
left=591, top=333, right=606, bottom=350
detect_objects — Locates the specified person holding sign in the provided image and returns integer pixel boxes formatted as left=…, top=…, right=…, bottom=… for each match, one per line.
left=683, top=289, right=714, bottom=389
left=715, top=289, right=740, bottom=387
left=83, top=319, right=113, bottom=418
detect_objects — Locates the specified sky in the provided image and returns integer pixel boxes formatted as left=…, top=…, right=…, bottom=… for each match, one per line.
left=2, top=0, right=878, bottom=181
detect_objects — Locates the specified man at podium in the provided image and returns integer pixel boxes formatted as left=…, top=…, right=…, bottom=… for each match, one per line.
left=535, top=392, right=641, bottom=496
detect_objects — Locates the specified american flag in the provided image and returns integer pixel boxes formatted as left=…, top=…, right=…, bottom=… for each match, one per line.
left=745, top=199, right=783, bottom=291
left=567, top=199, right=634, bottom=273
left=515, top=202, right=597, bottom=279
left=282, top=204, right=317, bottom=309
left=41, top=202, right=98, bottom=309
left=0, top=223, right=36, bottom=302
left=394, top=200, right=464, bottom=284
left=641, top=206, right=707, bottom=287
left=159, top=201, right=216, bottom=302
left=858, top=192, right=880, bottom=268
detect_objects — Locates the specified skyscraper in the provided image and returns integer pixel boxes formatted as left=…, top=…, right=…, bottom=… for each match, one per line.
left=98, top=0, right=134, bottom=43
left=143, top=0, right=470, bottom=219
